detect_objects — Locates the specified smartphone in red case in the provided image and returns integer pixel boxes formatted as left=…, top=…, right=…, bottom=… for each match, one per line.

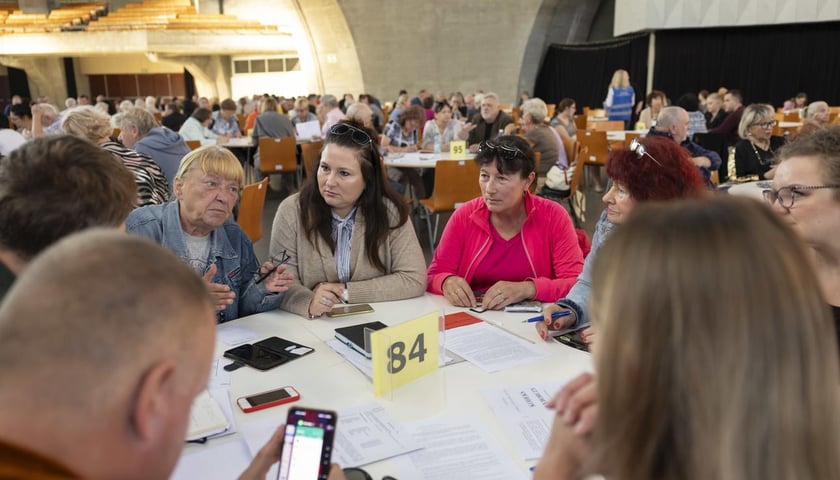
left=236, top=386, right=300, bottom=413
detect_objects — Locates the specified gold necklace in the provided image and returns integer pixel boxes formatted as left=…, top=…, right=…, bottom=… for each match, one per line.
left=750, top=140, right=771, bottom=166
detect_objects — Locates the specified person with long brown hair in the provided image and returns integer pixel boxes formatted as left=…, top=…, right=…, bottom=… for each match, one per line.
left=534, top=196, right=840, bottom=480
left=271, top=120, right=426, bottom=318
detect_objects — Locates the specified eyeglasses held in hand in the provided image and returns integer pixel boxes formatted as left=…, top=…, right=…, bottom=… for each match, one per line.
left=752, top=120, right=777, bottom=129
left=477, top=140, right=526, bottom=161
left=254, top=250, right=291, bottom=284
left=629, top=138, right=663, bottom=167
left=329, top=122, right=373, bottom=146
left=762, top=184, right=840, bottom=209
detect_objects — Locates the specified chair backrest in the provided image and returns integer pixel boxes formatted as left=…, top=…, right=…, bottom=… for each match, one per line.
left=236, top=113, right=247, bottom=134
left=258, top=136, right=297, bottom=174
left=587, top=120, right=624, bottom=132
left=237, top=177, right=269, bottom=243
left=783, top=111, right=801, bottom=122
left=574, top=114, right=587, bottom=130
left=424, top=160, right=482, bottom=212
left=577, top=130, right=610, bottom=166
left=569, top=144, right=585, bottom=196
left=623, top=132, right=641, bottom=147
left=562, top=137, right=577, bottom=165
left=300, top=140, right=323, bottom=179
left=185, top=139, right=201, bottom=150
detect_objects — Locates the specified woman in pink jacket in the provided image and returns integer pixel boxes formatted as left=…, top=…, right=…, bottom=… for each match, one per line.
left=427, top=136, right=583, bottom=310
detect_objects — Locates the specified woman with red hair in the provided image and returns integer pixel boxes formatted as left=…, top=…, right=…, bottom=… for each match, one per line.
left=536, top=135, right=707, bottom=340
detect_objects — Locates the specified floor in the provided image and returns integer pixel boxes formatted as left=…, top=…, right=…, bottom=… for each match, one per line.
left=252, top=181, right=605, bottom=265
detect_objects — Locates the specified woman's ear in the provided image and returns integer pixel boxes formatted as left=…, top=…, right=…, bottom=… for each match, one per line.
left=173, top=176, right=184, bottom=198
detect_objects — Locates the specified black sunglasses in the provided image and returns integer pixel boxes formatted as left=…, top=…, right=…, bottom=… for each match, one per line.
left=329, top=122, right=373, bottom=146
left=477, top=140, right=526, bottom=161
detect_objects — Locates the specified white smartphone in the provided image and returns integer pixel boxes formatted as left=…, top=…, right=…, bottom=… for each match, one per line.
left=236, top=386, right=300, bottom=413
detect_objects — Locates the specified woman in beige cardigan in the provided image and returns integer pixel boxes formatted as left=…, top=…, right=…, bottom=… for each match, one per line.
left=270, top=120, right=426, bottom=318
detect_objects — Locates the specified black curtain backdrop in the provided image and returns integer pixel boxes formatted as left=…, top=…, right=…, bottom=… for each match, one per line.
left=534, top=34, right=649, bottom=111
left=654, top=22, right=840, bottom=106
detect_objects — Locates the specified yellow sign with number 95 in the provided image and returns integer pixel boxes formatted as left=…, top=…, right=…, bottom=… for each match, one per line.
left=450, top=140, right=466, bottom=158
left=370, top=312, right=439, bottom=395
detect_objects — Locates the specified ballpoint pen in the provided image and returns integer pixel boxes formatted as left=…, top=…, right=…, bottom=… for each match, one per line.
left=341, top=282, right=349, bottom=304
left=522, top=310, right=571, bottom=323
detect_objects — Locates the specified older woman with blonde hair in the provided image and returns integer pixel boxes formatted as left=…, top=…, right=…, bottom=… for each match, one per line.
left=734, top=103, right=785, bottom=180
left=62, top=105, right=169, bottom=206
left=127, top=145, right=294, bottom=322
left=535, top=196, right=840, bottom=480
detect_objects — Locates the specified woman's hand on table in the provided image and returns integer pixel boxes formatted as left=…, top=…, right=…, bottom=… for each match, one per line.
left=308, top=282, right=346, bottom=318
left=535, top=303, right=576, bottom=341
left=258, top=262, right=294, bottom=293
left=481, top=280, right=536, bottom=310
left=442, top=275, right=477, bottom=307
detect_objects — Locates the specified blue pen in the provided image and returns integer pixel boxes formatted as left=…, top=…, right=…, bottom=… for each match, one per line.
left=522, top=310, right=571, bottom=323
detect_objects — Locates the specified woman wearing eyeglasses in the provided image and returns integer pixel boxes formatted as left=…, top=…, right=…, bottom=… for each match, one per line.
left=534, top=197, right=840, bottom=480
left=766, top=125, right=840, bottom=351
left=427, top=136, right=584, bottom=310
left=535, top=136, right=706, bottom=341
left=270, top=120, right=426, bottom=318
left=734, top=103, right=786, bottom=180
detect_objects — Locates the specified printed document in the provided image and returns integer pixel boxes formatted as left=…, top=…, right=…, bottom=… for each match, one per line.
left=333, top=402, right=422, bottom=468
left=482, top=381, right=564, bottom=459
left=392, top=415, right=527, bottom=480
left=444, top=322, right=548, bottom=373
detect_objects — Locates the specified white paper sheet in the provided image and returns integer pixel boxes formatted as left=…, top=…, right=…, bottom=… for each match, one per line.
left=482, top=381, right=565, bottom=460
left=208, top=357, right=231, bottom=389
left=295, top=120, right=321, bottom=140
left=391, top=415, right=527, bottom=480
left=443, top=322, right=549, bottom=373
left=333, top=402, right=422, bottom=468
left=217, top=325, right=260, bottom=346
left=172, top=438, right=252, bottom=480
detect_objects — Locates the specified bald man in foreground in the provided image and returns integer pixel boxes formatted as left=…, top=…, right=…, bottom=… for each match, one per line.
left=0, top=230, right=346, bottom=480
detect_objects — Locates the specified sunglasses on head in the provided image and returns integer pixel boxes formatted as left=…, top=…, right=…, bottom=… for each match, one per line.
left=477, top=140, right=526, bottom=161
left=629, top=138, right=663, bottom=167
left=329, top=122, right=372, bottom=146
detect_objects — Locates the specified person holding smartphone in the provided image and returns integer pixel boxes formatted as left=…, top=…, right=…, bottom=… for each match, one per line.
left=270, top=120, right=426, bottom=319
left=0, top=230, right=349, bottom=480
left=535, top=136, right=707, bottom=341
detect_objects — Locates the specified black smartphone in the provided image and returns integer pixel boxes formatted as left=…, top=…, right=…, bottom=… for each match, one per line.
left=277, top=407, right=337, bottom=480
left=223, top=344, right=288, bottom=370
left=553, top=325, right=589, bottom=352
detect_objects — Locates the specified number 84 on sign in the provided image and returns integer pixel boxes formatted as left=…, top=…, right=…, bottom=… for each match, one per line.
left=370, top=312, right=439, bottom=396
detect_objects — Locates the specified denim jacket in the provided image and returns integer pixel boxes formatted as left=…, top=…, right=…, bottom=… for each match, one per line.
left=126, top=201, right=283, bottom=322
left=556, top=210, right=616, bottom=327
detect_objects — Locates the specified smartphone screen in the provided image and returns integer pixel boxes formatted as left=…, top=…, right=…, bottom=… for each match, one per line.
left=277, top=408, right=337, bottom=480
left=246, top=388, right=293, bottom=407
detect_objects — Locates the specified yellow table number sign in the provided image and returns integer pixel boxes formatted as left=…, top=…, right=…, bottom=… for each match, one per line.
left=370, top=312, right=439, bottom=396
left=450, top=140, right=466, bottom=159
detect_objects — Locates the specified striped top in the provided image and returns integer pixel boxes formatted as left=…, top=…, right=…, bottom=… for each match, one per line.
left=330, top=207, right=357, bottom=284
left=100, top=140, right=170, bottom=207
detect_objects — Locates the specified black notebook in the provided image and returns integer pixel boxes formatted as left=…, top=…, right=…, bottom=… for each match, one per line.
left=223, top=336, right=314, bottom=371
left=334, top=321, right=388, bottom=359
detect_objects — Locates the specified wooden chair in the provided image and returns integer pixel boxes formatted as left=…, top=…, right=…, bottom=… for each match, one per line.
left=564, top=145, right=586, bottom=228
left=562, top=137, right=577, bottom=165
left=577, top=130, right=610, bottom=190
left=185, top=140, right=201, bottom=150
left=418, top=160, right=482, bottom=250
left=237, top=177, right=269, bottom=243
left=530, top=151, right=541, bottom=193
left=574, top=114, right=587, bottom=131
left=300, top=140, right=323, bottom=179
left=236, top=113, right=247, bottom=134
left=623, top=132, right=641, bottom=147
left=783, top=111, right=801, bottom=122
left=258, top=136, right=300, bottom=186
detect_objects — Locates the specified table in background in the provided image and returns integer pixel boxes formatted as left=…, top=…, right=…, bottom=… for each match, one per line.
left=180, top=294, right=593, bottom=479
left=723, top=180, right=769, bottom=202
left=384, top=151, right=477, bottom=169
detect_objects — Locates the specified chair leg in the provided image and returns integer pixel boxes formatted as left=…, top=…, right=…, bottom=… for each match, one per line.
left=431, top=214, right=441, bottom=248
left=421, top=207, right=434, bottom=252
